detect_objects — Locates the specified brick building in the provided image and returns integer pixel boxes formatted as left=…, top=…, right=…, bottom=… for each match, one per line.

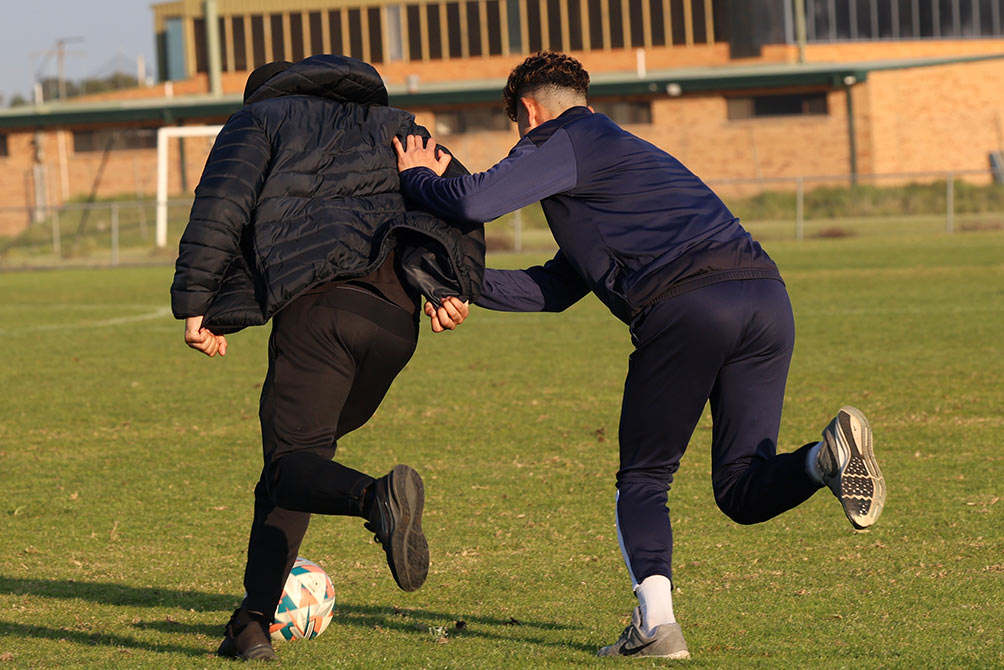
left=1, top=0, right=1004, bottom=237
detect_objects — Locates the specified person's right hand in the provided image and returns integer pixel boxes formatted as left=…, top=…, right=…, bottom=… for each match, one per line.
left=393, top=135, right=453, bottom=176
left=184, top=315, right=228, bottom=357
left=424, top=297, right=469, bottom=332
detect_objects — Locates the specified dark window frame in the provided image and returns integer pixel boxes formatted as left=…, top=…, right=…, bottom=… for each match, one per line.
left=433, top=106, right=513, bottom=135
left=72, top=127, right=159, bottom=153
left=591, top=99, right=653, bottom=125
left=726, top=91, right=830, bottom=121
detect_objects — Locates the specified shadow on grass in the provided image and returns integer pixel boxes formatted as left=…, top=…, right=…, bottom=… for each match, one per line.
left=0, top=621, right=213, bottom=658
left=0, top=575, right=235, bottom=612
left=331, top=601, right=595, bottom=653
left=0, top=575, right=595, bottom=654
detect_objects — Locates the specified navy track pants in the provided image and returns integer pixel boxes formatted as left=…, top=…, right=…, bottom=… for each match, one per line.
left=615, top=278, right=821, bottom=586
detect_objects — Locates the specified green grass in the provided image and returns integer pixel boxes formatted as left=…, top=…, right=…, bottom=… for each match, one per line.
left=1, top=230, right=1003, bottom=668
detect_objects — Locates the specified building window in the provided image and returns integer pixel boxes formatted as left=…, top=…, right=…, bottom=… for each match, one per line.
left=486, top=0, right=504, bottom=54
left=368, top=7, right=385, bottom=61
left=547, top=0, right=564, bottom=50
left=267, top=14, right=283, bottom=60
left=650, top=0, right=666, bottom=45
left=466, top=1, right=483, bottom=56
left=628, top=0, right=645, bottom=47
left=587, top=0, right=604, bottom=47
left=592, top=100, right=652, bottom=125
left=427, top=4, right=444, bottom=59
left=73, top=128, right=158, bottom=153
left=0, top=134, right=8, bottom=157
left=669, top=0, right=686, bottom=45
left=290, top=12, right=305, bottom=61
left=567, top=0, right=584, bottom=50
left=608, top=0, right=625, bottom=48
left=348, top=9, right=364, bottom=59
left=329, top=10, right=344, bottom=55
left=192, top=17, right=229, bottom=73
left=434, top=107, right=512, bottom=135
left=251, top=15, right=266, bottom=67
left=406, top=5, right=422, bottom=59
left=692, top=0, right=708, bottom=43
left=233, top=17, right=248, bottom=70
left=805, top=0, right=1003, bottom=42
left=727, top=93, right=829, bottom=120
left=507, top=0, right=523, bottom=52
left=386, top=6, right=404, bottom=60
left=193, top=18, right=208, bottom=72
left=309, top=11, right=324, bottom=56
left=527, top=0, right=543, bottom=51
left=446, top=2, right=463, bottom=57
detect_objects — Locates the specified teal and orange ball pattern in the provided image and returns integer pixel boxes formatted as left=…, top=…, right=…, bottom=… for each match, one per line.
left=269, top=557, right=336, bottom=642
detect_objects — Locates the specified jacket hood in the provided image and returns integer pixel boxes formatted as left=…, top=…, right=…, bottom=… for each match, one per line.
left=243, top=54, right=389, bottom=107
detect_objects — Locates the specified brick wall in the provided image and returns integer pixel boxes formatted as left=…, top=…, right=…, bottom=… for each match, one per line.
left=0, top=124, right=217, bottom=237
left=864, top=59, right=1004, bottom=177
left=5, top=42, right=1004, bottom=239
left=0, top=132, right=36, bottom=236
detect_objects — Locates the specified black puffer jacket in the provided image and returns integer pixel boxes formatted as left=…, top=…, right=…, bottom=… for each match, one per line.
left=170, top=55, right=485, bottom=333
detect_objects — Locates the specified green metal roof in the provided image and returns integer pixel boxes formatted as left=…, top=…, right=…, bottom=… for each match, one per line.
left=2, top=52, right=1002, bottom=129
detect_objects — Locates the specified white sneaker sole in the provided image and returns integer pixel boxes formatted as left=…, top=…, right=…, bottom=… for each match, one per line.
left=830, top=406, right=885, bottom=529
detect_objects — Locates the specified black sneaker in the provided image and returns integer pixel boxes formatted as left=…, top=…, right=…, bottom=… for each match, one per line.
left=365, top=464, right=429, bottom=592
left=216, top=607, right=277, bottom=661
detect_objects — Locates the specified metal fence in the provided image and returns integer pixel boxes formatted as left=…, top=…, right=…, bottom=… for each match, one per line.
left=2, top=168, right=1002, bottom=268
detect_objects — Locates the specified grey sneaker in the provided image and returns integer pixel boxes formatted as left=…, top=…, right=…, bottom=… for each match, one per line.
left=597, top=607, right=690, bottom=659
left=819, top=406, right=885, bottom=529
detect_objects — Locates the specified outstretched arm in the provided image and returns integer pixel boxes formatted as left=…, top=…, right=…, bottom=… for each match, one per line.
left=394, top=130, right=577, bottom=224
left=478, top=251, right=590, bottom=313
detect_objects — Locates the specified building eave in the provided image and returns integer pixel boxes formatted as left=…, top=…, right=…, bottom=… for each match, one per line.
left=2, top=52, right=1002, bottom=129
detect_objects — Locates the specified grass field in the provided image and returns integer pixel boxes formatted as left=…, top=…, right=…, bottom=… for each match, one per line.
left=1, top=230, right=1003, bottom=669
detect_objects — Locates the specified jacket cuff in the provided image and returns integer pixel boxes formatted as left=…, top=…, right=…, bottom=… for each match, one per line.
left=171, top=291, right=212, bottom=319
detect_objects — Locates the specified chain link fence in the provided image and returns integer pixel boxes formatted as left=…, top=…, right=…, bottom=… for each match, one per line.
left=2, top=169, right=1003, bottom=269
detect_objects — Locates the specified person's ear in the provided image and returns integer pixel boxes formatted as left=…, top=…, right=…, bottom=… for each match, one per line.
left=521, top=96, right=543, bottom=131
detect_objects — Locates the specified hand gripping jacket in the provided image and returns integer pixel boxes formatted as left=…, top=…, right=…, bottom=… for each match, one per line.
left=170, top=55, right=485, bottom=333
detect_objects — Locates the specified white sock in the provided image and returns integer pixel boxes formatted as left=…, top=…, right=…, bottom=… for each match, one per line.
left=806, top=440, right=824, bottom=484
left=635, top=574, right=675, bottom=634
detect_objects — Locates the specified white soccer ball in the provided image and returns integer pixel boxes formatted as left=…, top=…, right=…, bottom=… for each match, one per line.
left=269, top=557, right=336, bottom=642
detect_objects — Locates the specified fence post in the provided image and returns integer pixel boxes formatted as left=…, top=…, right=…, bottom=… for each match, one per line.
left=795, top=176, right=805, bottom=241
left=946, top=174, right=955, bottom=233
left=52, top=208, right=61, bottom=258
left=111, top=202, right=120, bottom=266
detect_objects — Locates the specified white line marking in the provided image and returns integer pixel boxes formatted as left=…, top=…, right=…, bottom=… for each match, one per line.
left=0, top=306, right=173, bottom=335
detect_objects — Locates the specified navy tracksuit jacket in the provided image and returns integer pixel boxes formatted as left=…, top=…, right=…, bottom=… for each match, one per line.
left=400, top=106, right=821, bottom=585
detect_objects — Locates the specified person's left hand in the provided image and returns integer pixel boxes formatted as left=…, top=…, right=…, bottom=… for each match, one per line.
left=425, top=297, right=469, bottom=332
left=393, top=135, right=453, bottom=175
left=184, top=315, right=228, bottom=357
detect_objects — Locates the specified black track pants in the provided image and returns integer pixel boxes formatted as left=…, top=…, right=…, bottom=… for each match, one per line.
left=615, top=279, right=822, bottom=586
left=242, top=286, right=418, bottom=616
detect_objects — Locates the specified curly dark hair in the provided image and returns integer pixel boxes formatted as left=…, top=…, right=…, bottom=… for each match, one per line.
left=502, top=51, right=590, bottom=122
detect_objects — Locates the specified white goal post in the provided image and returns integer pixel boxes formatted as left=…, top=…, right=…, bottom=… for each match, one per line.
left=155, top=124, right=223, bottom=248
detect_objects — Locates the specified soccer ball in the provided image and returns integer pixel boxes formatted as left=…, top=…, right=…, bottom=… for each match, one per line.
left=269, top=557, right=336, bottom=642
